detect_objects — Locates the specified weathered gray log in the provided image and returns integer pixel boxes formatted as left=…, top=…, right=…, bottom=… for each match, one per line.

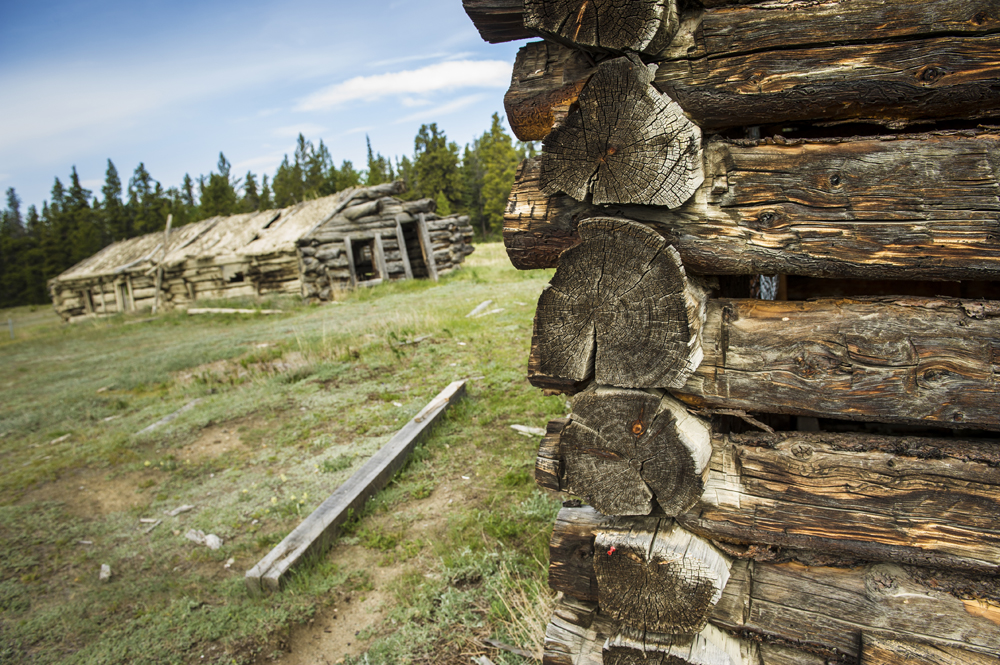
left=542, top=595, right=761, bottom=665
left=861, top=634, right=1000, bottom=665
left=540, top=428, right=1000, bottom=572
left=540, top=55, right=703, bottom=208
left=524, top=0, right=678, bottom=55
left=595, top=517, right=730, bottom=634
left=417, top=214, right=439, bottom=282
left=674, top=296, right=1000, bottom=431
left=462, top=0, right=533, bottom=44
left=245, top=380, right=466, bottom=594
left=561, top=386, right=711, bottom=516
left=503, top=10, right=1000, bottom=133
left=504, top=131, right=1000, bottom=279
left=529, top=218, right=708, bottom=393
left=549, top=506, right=1000, bottom=660
left=505, top=40, right=593, bottom=142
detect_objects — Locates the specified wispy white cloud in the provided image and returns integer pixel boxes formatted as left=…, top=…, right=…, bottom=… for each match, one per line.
left=370, top=52, right=451, bottom=69
left=272, top=123, right=329, bottom=139
left=296, top=60, right=510, bottom=111
left=344, top=126, right=375, bottom=136
left=234, top=151, right=289, bottom=174
left=393, top=93, right=488, bottom=125
left=401, top=97, right=433, bottom=108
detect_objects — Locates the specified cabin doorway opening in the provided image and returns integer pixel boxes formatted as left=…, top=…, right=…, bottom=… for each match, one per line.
left=399, top=222, right=429, bottom=278
left=351, top=239, right=378, bottom=282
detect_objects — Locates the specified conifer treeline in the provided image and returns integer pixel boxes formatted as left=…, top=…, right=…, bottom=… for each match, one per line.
left=0, top=114, right=532, bottom=308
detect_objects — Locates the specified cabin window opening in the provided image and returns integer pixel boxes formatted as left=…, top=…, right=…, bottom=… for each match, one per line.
left=400, top=222, right=429, bottom=278
left=227, top=272, right=245, bottom=284
left=352, top=240, right=377, bottom=281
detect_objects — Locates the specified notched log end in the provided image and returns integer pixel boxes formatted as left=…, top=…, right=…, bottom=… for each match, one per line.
left=523, top=0, right=679, bottom=56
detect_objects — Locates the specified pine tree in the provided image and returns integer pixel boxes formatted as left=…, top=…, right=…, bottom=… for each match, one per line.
left=409, top=124, right=463, bottom=211
left=102, top=160, right=129, bottom=240
left=67, top=167, right=102, bottom=264
left=128, top=163, right=170, bottom=234
left=260, top=175, right=274, bottom=210
left=477, top=113, right=520, bottom=238
left=242, top=172, right=260, bottom=212
left=200, top=153, right=239, bottom=218
left=365, top=136, right=394, bottom=186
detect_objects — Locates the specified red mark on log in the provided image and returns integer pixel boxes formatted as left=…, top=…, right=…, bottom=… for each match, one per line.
left=608, top=546, right=616, bottom=556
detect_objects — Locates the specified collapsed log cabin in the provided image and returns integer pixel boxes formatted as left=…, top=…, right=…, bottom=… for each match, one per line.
left=466, top=0, right=1000, bottom=662
left=48, top=182, right=474, bottom=321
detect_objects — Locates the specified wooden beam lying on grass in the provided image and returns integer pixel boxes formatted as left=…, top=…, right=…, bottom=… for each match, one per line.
left=245, top=380, right=467, bottom=595
left=185, top=308, right=283, bottom=315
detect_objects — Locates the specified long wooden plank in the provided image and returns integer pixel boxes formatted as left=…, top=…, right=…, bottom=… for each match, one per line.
left=343, top=236, right=357, bottom=288
left=245, top=380, right=466, bottom=594
left=372, top=233, right=389, bottom=279
left=548, top=506, right=1000, bottom=660
left=540, top=426, right=1000, bottom=572
left=504, top=132, right=1000, bottom=279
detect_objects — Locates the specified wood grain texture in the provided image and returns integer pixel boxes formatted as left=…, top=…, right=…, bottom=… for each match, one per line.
left=595, top=518, right=731, bottom=633
left=540, top=55, right=703, bottom=207
left=529, top=218, right=708, bottom=392
left=861, top=634, right=1000, bottom=665
left=542, top=429, right=1000, bottom=572
left=504, top=130, right=1000, bottom=279
left=549, top=507, right=1000, bottom=660
left=505, top=41, right=593, bottom=142
left=561, top=387, right=711, bottom=516
left=462, top=0, right=533, bottom=43
left=543, top=595, right=761, bottom=665
left=675, top=297, right=1000, bottom=430
left=524, top=0, right=678, bottom=55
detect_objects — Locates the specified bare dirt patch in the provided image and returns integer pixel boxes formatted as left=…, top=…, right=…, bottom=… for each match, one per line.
left=19, top=466, right=159, bottom=517
left=179, top=423, right=247, bottom=462
left=270, top=481, right=465, bottom=664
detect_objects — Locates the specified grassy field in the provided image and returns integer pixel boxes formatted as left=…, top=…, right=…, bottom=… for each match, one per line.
left=0, top=243, right=566, bottom=665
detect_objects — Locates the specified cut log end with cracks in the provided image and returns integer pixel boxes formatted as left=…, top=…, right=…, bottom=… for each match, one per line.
left=524, top=0, right=679, bottom=55
left=529, top=218, right=707, bottom=393
left=540, top=55, right=703, bottom=208
left=562, top=385, right=711, bottom=517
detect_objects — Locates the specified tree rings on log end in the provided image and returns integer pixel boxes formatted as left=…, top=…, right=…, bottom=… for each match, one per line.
left=529, top=218, right=707, bottom=392
left=540, top=55, right=703, bottom=208
left=524, top=0, right=679, bottom=55
left=562, top=386, right=711, bottom=516
left=595, top=519, right=731, bottom=634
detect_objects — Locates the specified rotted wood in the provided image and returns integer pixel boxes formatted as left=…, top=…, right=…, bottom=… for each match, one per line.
left=595, top=517, right=731, bottom=634
left=535, top=416, right=567, bottom=491
left=524, top=0, right=678, bottom=56
left=504, top=130, right=1000, bottom=279
left=560, top=386, right=711, bottom=516
left=540, top=55, right=703, bottom=207
left=549, top=506, right=1000, bottom=660
left=462, top=0, right=533, bottom=44
left=543, top=595, right=761, bottom=665
left=529, top=218, right=708, bottom=393
left=505, top=41, right=593, bottom=142
left=861, top=634, right=1000, bottom=665
left=675, top=296, right=1000, bottom=431
left=541, top=427, right=1000, bottom=571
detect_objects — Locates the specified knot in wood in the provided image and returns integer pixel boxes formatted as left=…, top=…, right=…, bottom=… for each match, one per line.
left=829, top=173, right=841, bottom=187
left=790, top=444, right=814, bottom=460
left=972, top=11, right=990, bottom=25
left=917, top=66, right=946, bottom=84
left=630, top=419, right=645, bottom=437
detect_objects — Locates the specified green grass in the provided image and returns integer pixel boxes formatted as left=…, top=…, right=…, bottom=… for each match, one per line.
left=0, top=243, right=564, bottom=664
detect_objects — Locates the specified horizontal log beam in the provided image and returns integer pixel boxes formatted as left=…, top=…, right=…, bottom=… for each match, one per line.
left=504, top=131, right=1000, bottom=279
left=861, top=635, right=1000, bottom=665
left=549, top=506, right=1000, bottom=660
left=462, top=0, right=533, bottom=43
left=675, top=296, right=1000, bottom=430
left=541, top=425, right=1000, bottom=572
left=527, top=220, right=1000, bottom=430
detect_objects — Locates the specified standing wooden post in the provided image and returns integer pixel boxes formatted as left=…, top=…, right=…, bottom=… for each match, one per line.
left=7, top=318, right=13, bottom=340
left=152, top=214, right=173, bottom=315
left=344, top=236, right=358, bottom=288
left=395, top=219, right=413, bottom=280
left=125, top=275, right=135, bottom=311
left=417, top=213, right=438, bottom=282
left=373, top=233, right=389, bottom=280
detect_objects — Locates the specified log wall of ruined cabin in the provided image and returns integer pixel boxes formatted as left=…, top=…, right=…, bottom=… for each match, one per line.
left=465, top=0, right=1000, bottom=663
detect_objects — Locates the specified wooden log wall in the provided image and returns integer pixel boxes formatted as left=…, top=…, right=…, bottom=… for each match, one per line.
left=298, top=194, right=474, bottom=300
left=465, top=0, right=1000, bottom=662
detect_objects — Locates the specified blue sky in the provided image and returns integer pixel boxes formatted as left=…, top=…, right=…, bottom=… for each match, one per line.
left=0, top=0, right=523, bottom=210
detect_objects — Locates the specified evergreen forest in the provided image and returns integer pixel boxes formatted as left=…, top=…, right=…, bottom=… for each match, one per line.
left=0, top=113, right=533, bottom=309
